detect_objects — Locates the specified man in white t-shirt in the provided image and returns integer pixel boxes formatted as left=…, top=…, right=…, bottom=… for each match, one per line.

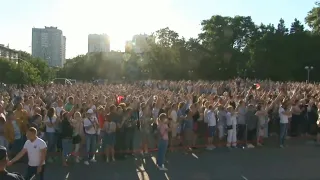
left=279, top=103, right=291, bottom=148
left=8, top=127, right=47, bottom=180
left=206, top=105, right=216, bottom=150
left=83, top=109, right=98, bottom=165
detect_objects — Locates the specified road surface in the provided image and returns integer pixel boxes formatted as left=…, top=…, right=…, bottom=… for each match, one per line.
left=7, top=136, right=320, bottom=180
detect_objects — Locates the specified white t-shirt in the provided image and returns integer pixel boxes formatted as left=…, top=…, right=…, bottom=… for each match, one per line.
left=279, top=107, right=289, bottom=123
left=83, top=117, right=98, bottom=135
left=207, top=110, right=216, bottom=126
left=23, top=137, right=47, bottom=166
left=204, top=108, right=209, bottom=123
left=170, top=110, right=178, bottom=123
left=44, top=116, right=57, bottom=133
left=55, top=107, right=63, bottom=117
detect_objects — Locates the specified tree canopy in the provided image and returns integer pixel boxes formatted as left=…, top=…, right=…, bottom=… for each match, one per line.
left=0, top=51, right=56, bottom=84
left=2, top=2, right=320, bottom=84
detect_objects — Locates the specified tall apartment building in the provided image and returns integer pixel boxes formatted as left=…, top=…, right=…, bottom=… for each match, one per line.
left=0, top=44, right=18, bottom=60
left=88, top=34, right=110, bottom=53
left=131, top=34, right=153, bottom=54
left=32, top=26, right=66, bottom=67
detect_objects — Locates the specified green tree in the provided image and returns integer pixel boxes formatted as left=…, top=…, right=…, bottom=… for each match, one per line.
left=54, top=6, right=320, bottom=82
left=290, top=18, right=304, bottom=34
left=0, top=58, right=41, bottom=84
left=305, top=2, right=320, bottom=34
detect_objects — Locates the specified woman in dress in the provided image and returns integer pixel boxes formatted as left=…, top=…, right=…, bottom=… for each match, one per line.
left=255, top=103, right=269, bottom=146
left=157, top=113, right=169, bottom=171
left=139, top=103, right=152, bottom=156
left=71, top=111, right=83, bottom=163
left=103, top=115, right=116, bottom=162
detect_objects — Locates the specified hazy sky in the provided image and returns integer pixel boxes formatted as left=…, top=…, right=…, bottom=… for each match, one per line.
left=0, top=0, right=316, bottom=58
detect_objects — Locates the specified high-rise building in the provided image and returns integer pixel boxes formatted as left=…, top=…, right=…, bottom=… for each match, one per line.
left=62, top=36, right=66, bottom=63
left=131, top=34, right=154, bottom=54
left=32, top=26, right=66, bottom=67
left=88, top=34, right=110, bottom=53
left=125, top=41, right=133, bottom=53
left=0, top=44, right=18, bottom=60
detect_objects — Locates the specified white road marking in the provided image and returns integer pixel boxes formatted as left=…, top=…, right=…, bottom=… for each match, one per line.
left=136, top=160, right=150, bottom=180
left=65, top=172, right=70, bottom=179
left=191, top=153, right=199, bottom=159
left=241, top=175, right=249, bottom=180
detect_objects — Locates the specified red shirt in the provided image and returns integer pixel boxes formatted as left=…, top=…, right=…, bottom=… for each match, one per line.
left=98, top=114, right=105, bottom=129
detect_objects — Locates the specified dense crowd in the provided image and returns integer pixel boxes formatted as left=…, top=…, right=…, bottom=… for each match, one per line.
left=0, top=79, right=320, bottom=179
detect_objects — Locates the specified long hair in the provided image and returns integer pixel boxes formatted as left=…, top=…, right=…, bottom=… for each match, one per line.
left=47, top=107, right=55, bottom=118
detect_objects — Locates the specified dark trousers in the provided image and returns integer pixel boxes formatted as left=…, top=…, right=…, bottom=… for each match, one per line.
left=115, top=131, right=126, bottom=158
left=197, top=121, right=207, bottom=138
left=125, top=128, right=135, bottom=154
left=237, top=124, right=246, bottom=142
left=290, top=115, right=300, bottom=136
left=56, top=133, right=62, bottom=152
left=25, top=165, right=45, bottom=180
left=247, top=129, right=256, bottom=143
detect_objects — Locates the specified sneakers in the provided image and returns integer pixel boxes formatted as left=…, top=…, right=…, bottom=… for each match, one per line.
left=84, top=159, right=97, bottom=165
left=158, top=165, right=168, bottom=171
left=280, top=145, right=284, bottom=148
left=247, top=144, right=255, bottom=148
left=90, top=159, right=97, bottom=163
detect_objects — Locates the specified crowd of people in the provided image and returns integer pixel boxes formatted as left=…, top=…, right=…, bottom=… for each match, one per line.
left=0, top=79, right=320, bottom=179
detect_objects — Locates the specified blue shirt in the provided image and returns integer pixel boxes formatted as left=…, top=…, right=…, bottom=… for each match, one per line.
left=184, top=117, right=193, bottom=130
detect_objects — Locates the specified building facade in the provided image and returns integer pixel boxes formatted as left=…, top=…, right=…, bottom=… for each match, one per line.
left=131, top=34, right=153, bottom=54
left=88, top=34, right=110, bottom=53
left=0, top=44, right=18, bottom=60
left=32, top=26, right=66, bottom=67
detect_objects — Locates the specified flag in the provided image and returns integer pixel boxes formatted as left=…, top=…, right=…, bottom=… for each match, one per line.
left=117, top=95, right=124, bottom=104
left=254, top=83, right=261, bottom=90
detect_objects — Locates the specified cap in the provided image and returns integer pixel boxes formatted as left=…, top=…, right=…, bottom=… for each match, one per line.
left=0, top=146, right=7, bottom=160
left=87, top=109, right=94, bottom=114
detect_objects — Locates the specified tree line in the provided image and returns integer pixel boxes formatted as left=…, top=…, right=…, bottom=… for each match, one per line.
left=0, top=51, right=56, bottom=84
left=1, top=2, right=320, bottom=84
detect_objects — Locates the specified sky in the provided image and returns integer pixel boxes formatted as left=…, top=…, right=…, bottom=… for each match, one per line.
left=0, top=0, right=317, bottom=59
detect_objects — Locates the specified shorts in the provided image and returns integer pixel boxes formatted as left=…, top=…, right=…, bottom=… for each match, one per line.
left=208, top=126, right=216, bottom=137
left=103, top=133, right=116, bottom=148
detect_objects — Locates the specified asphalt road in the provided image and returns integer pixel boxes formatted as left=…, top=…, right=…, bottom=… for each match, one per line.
left=7, top=136, right=320, bottom=180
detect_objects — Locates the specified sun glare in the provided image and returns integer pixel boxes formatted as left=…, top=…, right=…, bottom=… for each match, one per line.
left=58, top=0, right=175, bottom=55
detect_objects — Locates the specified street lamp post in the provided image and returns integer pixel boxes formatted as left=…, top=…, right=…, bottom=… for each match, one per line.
left=305, top=66, right=314, bottom=83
